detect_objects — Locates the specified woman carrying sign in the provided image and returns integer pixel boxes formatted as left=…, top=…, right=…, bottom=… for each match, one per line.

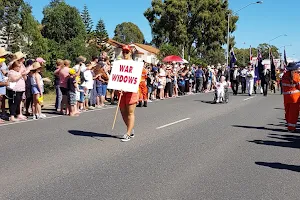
left=120, top=45, right=138, bottom=142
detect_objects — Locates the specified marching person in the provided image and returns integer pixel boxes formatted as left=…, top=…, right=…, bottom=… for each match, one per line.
left=119, top=45, right=138, bottom=142
left=282, top=62, right=300, bottom=132
left=240, top=66, right=247, bottom=94
left=260, top=66, right=271, bottom=96
left=230, top=65, right=240, bottom=95
left=246, top=65, right=255, bottom=96
left=137, top=64, right=148, bottom=107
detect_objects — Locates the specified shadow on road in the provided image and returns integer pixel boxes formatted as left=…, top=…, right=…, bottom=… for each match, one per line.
left=255, top=162, right=300, bottom=172
left=248, top=133, right=300, bottom=149
left=274, top=107, right=284, bottom=110
left=68, top=130, right=120, bottom=140
left=195, top=100, right=215, bottom=104
left=232, top=125, right=288, bottom=133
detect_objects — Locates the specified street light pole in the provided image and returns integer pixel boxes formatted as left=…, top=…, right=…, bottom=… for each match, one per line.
left=268, top=34, right=287, bottom=66
left=226, top=1, right=263, bottom=67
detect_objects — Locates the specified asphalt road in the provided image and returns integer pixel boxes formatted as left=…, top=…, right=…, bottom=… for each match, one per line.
left=1, top=91, right=299, bottom=200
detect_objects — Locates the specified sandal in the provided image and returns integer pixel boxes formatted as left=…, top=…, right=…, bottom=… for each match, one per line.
left=0, top=119, right=5, bottom=124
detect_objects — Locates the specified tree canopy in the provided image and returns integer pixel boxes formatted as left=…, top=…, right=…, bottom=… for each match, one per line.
left=42, top=0, right=86, bottom=44
left=113, top=22, right=144, bottom=44
left=144, top=0, right=238, bottom=59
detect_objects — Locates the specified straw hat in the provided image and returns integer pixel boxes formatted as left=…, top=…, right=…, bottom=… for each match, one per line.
left=30, top=62, right=42, bottom=71
left=14, top=51, right=27, bottom=60
left=8, top=55, right=20, bottom=70
left=0, top=48, right=11, bottom=57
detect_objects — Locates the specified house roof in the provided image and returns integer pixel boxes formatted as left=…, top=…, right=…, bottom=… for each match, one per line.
left=133, top=43, right=160, bottom=55
left=107, top=39, right=125, bottom=48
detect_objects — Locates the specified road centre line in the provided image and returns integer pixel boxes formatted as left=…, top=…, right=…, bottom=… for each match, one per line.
left=243, top=96, right=256, bottom=101
left=156, top=118, right=191, bottom=130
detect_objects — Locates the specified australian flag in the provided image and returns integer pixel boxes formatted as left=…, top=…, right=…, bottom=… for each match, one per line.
left=230, top=48, right=237, bottom=68
left=256, top=49, right=264, bottom=80
left=270, top=50, right=276, bottom=81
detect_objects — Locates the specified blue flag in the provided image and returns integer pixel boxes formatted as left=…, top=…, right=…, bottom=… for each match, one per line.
left=230, top=48, right=237, bottom=68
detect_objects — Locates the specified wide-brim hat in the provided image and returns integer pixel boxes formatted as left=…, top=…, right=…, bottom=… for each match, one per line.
left=14, top=51, right=27, bottom=60
left=286, top=62, right=300, bottom=71
left=30, top=62, right=42, bottom=71
left=0, top=48, right=11, bottom=57
left=8, top=55, right=20, bottom=70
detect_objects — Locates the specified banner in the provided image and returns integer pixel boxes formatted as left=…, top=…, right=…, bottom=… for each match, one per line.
left=107, top=60, right=143, bottom=93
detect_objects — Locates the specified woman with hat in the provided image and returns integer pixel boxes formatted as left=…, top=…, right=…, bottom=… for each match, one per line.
left=30, top=62, right=46, bottom=120
left=13, top=51, right=29, bottom=120
left=119, top=45, right=138, bottom=142
left=7, top=57, right=28, bottom=122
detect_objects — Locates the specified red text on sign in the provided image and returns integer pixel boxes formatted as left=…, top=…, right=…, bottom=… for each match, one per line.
left=112, top=74, right=138, bottom=84
left=120, top=65, right=133, bottom=73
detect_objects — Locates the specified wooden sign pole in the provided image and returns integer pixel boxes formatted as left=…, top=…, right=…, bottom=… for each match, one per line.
left=112, top=91, right=123, bottom=130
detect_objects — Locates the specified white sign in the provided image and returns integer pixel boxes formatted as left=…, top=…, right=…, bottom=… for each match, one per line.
left=107, top=60, right=143, bottom=93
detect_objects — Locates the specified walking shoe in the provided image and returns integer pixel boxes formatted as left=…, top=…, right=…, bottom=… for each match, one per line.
left=39, top=114, right=47, bottom=119
left=88, top=106, right=95, bottom=110
left=130, top=129, right=135, bottom=138
left=121, top=135, right=131, bottom=142
left=137, top=102, right=142, bottom=107
left=33, top=115, right=39, bottom=120
left=143, top=101, right=148, bottom=107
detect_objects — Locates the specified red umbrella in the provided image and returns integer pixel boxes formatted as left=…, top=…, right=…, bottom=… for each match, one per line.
left=163, top=55, right=183, bottom=63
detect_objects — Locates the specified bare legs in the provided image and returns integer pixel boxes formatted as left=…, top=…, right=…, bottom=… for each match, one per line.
left=120, top=103, right=136, bottom=136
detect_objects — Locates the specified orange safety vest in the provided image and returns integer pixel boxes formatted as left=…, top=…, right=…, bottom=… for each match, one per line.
left=140, top=68, right=148, bottom=82
left=282, top=71, right=300, bottom=103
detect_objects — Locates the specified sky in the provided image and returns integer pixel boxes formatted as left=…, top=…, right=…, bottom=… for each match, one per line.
left=27, top=0, right=299, bottom=61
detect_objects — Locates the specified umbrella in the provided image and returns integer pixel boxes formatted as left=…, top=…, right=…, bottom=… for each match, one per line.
left=179, top=59, right=189, bottom=64
left=163, top=55, right=183, bottom=63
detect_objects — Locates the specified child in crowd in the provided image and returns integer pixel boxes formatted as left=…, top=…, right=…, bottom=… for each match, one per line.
left=68, top=68, right=80, bottom=116
left=31, top=62, right=46, bottom=119
left=215, top=75, right=228, bottom=103
left=178, top=76, right=186, bottom=96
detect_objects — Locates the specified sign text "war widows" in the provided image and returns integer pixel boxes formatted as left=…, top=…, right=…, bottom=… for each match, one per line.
left=111, top=65, right=138, bottom=85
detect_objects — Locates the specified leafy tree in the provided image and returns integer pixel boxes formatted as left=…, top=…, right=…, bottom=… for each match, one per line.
left=20, top=3, right=48, bottom=59
left=144, top=0, right=238, bottom=58
left=81, top=4, right=93, bottom=34
left=158, top=43, right=180, bottom=60
left=42, top=0, right=86, bottom=44
left=257, top=43, right=279, bottom=59
left=95, top=19, right=108, bottom=43
left=0, top=0, right=24, bottom=51
left=42, top=0, right=87, bottom=70
left=113, top=22, right=144, bottom=44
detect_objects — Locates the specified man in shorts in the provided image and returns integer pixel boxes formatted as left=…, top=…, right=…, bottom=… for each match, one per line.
left=120, top=45, right=139, bottom=142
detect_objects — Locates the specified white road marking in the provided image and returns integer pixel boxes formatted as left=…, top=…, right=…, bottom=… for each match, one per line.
left=0, top=106, right=116, bottom=127
left=156, top=118, right=191, bottom=130
left=243, top=96, right=256, bottom=101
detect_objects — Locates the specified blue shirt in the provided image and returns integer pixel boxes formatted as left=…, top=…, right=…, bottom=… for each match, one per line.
left=0, top=70, right=6, bottom=95
left=195, top=69, right=204, bottom=78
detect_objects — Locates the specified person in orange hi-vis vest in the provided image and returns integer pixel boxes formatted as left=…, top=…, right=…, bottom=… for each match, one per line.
left=282, top=62, right=300, bottom=132
left=137, top=65, right=148, bottom=107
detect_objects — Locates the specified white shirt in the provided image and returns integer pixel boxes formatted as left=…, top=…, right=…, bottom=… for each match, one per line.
left=246, top=70, right=255, bottom=81
left=216, top=81, right=227, bottom=92
left=81, top=70, right=94, bottom=89
left=73, top=64, right=87, bottom=73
